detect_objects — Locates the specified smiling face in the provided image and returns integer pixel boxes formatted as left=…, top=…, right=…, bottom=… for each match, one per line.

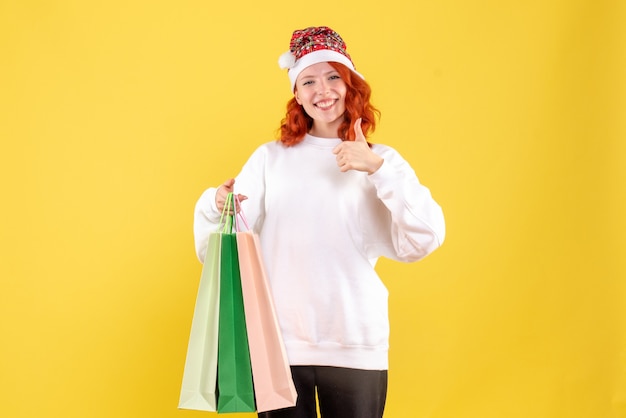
left=294, top=62, right=347, bottom=138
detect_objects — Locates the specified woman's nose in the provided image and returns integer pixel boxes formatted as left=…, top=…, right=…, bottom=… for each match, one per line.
left=316, top=80, right=329, bottom=94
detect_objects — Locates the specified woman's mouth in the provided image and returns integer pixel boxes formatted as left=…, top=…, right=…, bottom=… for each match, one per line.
left=314, top=99, right=337, bottom=110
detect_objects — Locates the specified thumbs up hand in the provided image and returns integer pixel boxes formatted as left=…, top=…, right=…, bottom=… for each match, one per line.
left=332, top=118, right=384, bottom=174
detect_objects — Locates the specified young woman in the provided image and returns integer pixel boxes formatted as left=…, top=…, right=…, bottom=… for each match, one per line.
left=194, top=26, right=446, bottom=418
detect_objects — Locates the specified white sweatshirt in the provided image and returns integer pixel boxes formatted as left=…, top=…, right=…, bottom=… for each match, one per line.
left=194, top=134, right=445, bottom=370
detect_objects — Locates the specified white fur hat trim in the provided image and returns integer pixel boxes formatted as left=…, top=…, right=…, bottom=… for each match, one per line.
left=285, top=49, right=364, bottom=92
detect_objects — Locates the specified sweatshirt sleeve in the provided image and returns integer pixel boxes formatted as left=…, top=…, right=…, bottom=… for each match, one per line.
left=193, top=145, right=268, bottom=263
left=366, top=146, right=446, bottom=262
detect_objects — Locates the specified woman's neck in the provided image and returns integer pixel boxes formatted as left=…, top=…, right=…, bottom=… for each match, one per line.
left=309, top=127, right=339, bottom=138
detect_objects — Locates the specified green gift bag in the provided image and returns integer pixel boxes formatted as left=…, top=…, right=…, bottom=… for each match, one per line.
left=217, top=194, right=256, bottom=413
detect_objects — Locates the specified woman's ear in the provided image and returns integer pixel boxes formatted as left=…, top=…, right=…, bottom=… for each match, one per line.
left=294, top=91, right=302, bottom=105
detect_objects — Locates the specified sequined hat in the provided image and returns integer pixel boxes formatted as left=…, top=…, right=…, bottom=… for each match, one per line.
left=278, top=26, right=364, bottom=92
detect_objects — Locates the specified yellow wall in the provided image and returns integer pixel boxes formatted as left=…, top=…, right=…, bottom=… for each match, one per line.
left=1, top=1, right=624, bottom=417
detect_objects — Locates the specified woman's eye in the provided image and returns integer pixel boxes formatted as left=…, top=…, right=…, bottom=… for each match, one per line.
left=329, top=75, right=341, bottom=80
left=302, top=80, right=313, bottom=86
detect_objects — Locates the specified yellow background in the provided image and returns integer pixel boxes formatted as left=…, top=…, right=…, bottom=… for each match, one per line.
left=1, top=0, right=624, bottom=417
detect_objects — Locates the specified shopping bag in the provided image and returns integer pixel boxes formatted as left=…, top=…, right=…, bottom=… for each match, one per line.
left=216, top=194, right=256, bottom=413
left=237, top=229, right=298, bottom=412
left=178, top=232, right=221, bottom=411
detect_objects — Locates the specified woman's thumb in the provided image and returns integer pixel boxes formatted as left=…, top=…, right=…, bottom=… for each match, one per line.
left=354, top=118, right=366, bottom=142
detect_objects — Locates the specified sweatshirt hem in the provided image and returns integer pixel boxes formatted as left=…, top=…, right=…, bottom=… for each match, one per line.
left=285, top=341, right=389, bottom=371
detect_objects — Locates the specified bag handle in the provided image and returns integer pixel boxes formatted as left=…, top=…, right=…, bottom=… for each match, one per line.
left=233, top=194, right=250, bottom=232
left=218, top=192, right=250, bottom=233
left=218, top=192, right=235, bottom=234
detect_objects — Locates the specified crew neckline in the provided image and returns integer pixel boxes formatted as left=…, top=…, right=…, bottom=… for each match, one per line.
left=303, top=133, right=342, bottom=148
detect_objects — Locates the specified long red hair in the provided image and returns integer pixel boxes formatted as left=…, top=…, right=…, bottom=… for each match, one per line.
left=278, top=62, right=380, bottom=146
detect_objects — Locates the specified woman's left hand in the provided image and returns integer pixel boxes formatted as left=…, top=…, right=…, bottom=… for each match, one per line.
left=332, top=118, right=383, bottom=174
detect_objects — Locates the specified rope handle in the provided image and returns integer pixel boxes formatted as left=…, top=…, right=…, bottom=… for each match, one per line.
left=233, top=194, right=250, bottom=232
left=218, top=192, right=234, bottom=234
left=218, top=192, right=250, bottom=233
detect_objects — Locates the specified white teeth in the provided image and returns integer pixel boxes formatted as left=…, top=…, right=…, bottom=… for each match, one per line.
left=316, top=100, right=335, bottom=108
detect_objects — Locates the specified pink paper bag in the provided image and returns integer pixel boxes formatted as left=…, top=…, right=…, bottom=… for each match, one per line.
left=236, top=230, right=298, bottom=413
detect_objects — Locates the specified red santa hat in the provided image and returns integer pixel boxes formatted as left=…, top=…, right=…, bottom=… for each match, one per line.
left=278, top=26, right=364, bottom=92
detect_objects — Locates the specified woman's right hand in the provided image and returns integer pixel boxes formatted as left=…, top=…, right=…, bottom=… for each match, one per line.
left=215, top=178, right=248, bottom=213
